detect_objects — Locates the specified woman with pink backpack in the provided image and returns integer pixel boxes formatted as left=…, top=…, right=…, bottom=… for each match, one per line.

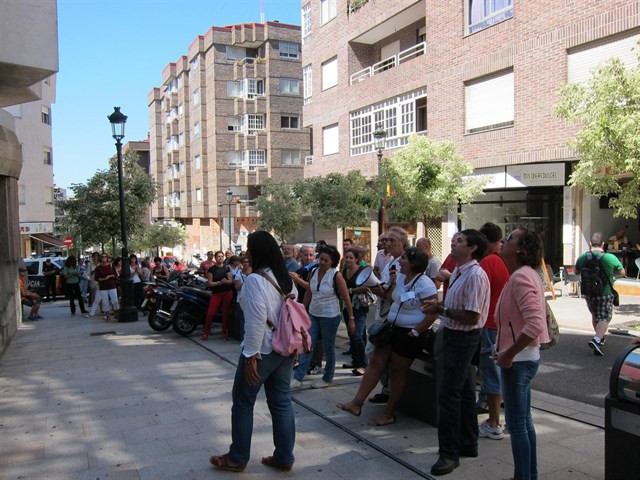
left=209, top=231, right=298, bottom=473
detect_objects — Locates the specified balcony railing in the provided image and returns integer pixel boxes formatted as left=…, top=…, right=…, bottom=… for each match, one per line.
left=350, top=41, right=426, bottom=85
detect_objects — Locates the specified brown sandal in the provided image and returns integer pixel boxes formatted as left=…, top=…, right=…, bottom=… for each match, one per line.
left=209, top=453, right=246, bottom=472
left=261, top=456, right=293, bottom=472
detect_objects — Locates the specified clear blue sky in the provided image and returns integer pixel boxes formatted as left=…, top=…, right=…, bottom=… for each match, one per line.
left=53, top=0, right=300, bottom=190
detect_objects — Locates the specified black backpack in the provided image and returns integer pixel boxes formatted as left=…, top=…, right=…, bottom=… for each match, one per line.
left=580, top=251, right=606, bottom=297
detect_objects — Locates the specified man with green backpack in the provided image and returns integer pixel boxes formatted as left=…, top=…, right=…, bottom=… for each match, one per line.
left=575, top=232, right=625, bottom=356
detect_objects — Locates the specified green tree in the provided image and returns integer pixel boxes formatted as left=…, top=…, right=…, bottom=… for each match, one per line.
left=255, top=178, right=306, bottom=242
left=133, top=222, right=187, bottom=255
left=380, top=135, right=486, bottom=223
left=556, top=55, right=640, bottom=218
left=304, top=171, right=378, bottom=230
left=62, top=150, right=158, bottom=251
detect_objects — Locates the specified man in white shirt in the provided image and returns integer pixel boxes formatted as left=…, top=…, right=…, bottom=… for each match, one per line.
left=423, top=229, right=490, bottom=476
left=416, top=237, right=442, bottom=289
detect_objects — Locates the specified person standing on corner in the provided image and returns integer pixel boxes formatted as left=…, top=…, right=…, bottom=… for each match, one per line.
left=422, top=229, right=490, bottom=476
left=493, top=228, right=549, bottom=480
left=209, top=231, right=297, bottom=473
left=201, top=251, right=234, bottom=341
left=575, top=232, right=625, bottom=356
left=62, top=255, right=87, bottom=315
left=43, top=258, right=57, bottom=302
left=476, top=222, right=510, bottom=440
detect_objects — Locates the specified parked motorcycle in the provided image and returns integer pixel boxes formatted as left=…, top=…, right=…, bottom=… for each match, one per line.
left=171, top=285, right=212, bottom=336
left=143, top=279, right=179, bottom=331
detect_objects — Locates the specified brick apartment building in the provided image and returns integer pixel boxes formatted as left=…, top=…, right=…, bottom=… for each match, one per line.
left=148, top=21, right=309, bottom=256
left=301, top=0, right=639, bottom=272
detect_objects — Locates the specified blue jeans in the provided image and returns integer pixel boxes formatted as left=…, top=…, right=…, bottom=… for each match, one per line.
left=229, top=352, right=295, bottom=466
left=479, top=328, right=501, bottom=396
left=294, top=313, right=342, bottom=383
left=235, top=304, right=245, bottom=341
left=345, top=307, right=368, bottom=368
left=501, top=360, right=540, bottom=480
left=438, top=328, right=481, bottom=460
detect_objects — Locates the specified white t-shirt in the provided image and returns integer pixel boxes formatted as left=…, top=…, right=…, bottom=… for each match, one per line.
left=425, top=256, right=442, bottom=280
left=376, top=256, right=401, bottom=321
left=309, top=268, right=341, bottom=318
left=234, top=270, right=247, bottom=301
left=240, top=269, right=297, bottom=358
left=388, top=273, right=437, bottom=328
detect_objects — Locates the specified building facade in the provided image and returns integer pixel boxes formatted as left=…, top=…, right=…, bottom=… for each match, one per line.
left=0, top=0, right=59, bottom=354
left=148, top=21, right=309, bottom=256
left=301, top=0, right=639, bottom=270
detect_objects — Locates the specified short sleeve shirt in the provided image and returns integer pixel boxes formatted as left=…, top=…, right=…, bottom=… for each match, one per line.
left=208, top=265, right=233, bottom=293
left=575, top=250, right=623, bottom=297
left=388, top=274, right=438, bottom=328
left=425, top=256, right=442, bottom=280
left=442, top=260, right=490, bottom=331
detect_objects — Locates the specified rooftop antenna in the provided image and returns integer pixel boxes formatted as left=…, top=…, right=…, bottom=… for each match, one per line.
left=260, top=0, right=265, bottom=23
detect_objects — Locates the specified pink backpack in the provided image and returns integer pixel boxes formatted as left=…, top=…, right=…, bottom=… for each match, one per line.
left=254, top=272, right=312, bottom=356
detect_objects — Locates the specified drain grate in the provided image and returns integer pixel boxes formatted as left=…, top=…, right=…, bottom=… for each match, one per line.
left=90, top=331, right=117, bottom=336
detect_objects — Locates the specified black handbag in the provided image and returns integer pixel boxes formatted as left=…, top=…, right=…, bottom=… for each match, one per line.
left=368, top=321, right=394, bottom=347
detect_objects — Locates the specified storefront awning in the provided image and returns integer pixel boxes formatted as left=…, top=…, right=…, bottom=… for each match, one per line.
left=29, top=233, right=65, bottom=247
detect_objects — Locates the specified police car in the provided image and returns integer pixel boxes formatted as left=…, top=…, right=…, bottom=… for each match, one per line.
left=22, top=257, right=65, bottom=297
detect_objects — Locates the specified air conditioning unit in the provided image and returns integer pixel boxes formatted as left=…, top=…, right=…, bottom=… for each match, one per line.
left=304, top=155, right=313, bottom=165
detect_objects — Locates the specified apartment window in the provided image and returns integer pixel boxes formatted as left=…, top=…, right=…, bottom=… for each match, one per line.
left=193, top=88, right=200, bottom=105
left=178, top=133, right=184, bottom=145
left=568, top=33, right=640, bottom=84
left=226, top=46, right=246, bottom=60
left=228, top=116, right=242, bottom=132
left=303, top=64, right=313, bottom=104
left=195, top=188, right=202, bottom=203
left=418, top=26, right=426, bottom=43
left=180, top=190, right=186, bottom=204
left=279, top=41, right=299, bottom=59
left=177, top=74, right=183, bottom=89
left=242, top=114, right=265, bottom=135
left=281, top=115, right=300, bottom=129
left=228, top=151, right=243, bottom=168
left=44, top=186, right=54, bottom=205
left=323, top=124, right=339, bottom=155
left=320, top=0, right=337, bottom=25
left=193, top=122, right=201, bottom=138
left=18, top=185, right=25, bottom=205
left=279, top=78, right=300, bottom=95
left=302, top=3, right=312, bottom=44
left=349, top=89, right=427, bottom=155
left=227, top=81, right=243, bottom=98
left=244, top=150, right=267, bottom=170
left=465, top=70, right=514, bottom=134
left=41, top=106, right=51, bottom=125
left=194, top=155, right=201, bottom=171
left=190, top=55, right=200, bottom=79
left=322, top=57, right=338, bottom=90
left=243, top=78, right=265, bottom=99
left=281, top=149, right=301, bottom=165
left=467, top=0, right=513, bottom=35
left=179, top=162, right=185, bottom=175
left=43, top=149, right=52, bottom=165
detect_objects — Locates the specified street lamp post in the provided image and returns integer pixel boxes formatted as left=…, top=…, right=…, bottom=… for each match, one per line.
left=225, top=188, right=233, bottom=252
left=373, top=128, right=387, bottom=236
left=217, top=203, right=223, bottom=251
left=107, top=107, right=137, bottom=322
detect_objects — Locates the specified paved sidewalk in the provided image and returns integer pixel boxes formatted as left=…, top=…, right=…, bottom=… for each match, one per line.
left=0, top=300, right=617, bottom=480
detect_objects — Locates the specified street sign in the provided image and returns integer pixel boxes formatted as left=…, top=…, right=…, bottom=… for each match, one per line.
left=64, top=236, right=73, bottom=247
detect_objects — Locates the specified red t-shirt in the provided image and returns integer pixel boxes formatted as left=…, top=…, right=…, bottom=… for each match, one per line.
left=200, top=260, right=214, bottom=273
left=441, top=254, right=458, bottom=300
left=479, top=253, right=510, bottom=330
left=95, top=265, right=118, bottom=290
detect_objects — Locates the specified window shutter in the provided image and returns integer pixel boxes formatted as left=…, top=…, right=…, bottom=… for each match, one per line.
left=465, top=70, right=514, bottom=132
left=568, top=33, right=640, bottom=84
left=323, top=124, right=339, bottom=155
left=322, top=57, right=338, bottom=90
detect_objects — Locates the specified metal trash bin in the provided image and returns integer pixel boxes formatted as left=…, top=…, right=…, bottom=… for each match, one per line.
left=605, top=344, right=640, bottom=480
left=396, top=326, right=443, bottom=428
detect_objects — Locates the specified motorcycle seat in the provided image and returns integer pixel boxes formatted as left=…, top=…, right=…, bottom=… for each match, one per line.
left=182, top=286, right=212, bottom=300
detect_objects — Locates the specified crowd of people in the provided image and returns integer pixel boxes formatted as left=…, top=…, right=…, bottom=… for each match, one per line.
left=204, top=225, right=554, bottom=480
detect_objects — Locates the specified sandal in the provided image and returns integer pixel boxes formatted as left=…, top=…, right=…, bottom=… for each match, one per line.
left=341, top=363, right=354, bottom=369
left=336, top=401, right=362, bottom=417
left=209, top=453, right=246, bottom=472
left=351, top=368, right=365, bottom=376
left=367, top=415, right=396, bottom=427
left=261, top=456, right=293, bottom=472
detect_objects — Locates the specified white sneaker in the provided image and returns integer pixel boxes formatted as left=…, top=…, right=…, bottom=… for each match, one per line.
left=291, top=380, right=305, bottom=390
left=479, top=419, right=504, bottom=440
left=310, top=380, right=332, bottom=389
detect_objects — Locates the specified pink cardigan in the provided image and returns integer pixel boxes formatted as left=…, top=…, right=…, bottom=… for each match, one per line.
left=495, top=266, right=549, bottom=353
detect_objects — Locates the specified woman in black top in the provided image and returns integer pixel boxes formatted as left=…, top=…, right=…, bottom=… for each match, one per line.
left=151, top=256, right=169, bottom=282
left=342, top=248, right=371, bottom=375
left=201, top=251, right=234, bottom=340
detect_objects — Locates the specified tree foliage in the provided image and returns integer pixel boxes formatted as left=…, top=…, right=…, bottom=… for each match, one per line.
left=556, top=54, right=640, bottom=218
left=380, top=135, right=486, bottom=222
left=61, top=150, right=158, bottom=249
left=255, top=178, right=307, bottom=242
left=131, top=222, right=187, bottom=254
left=304, top=171, right=378, bottom=230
